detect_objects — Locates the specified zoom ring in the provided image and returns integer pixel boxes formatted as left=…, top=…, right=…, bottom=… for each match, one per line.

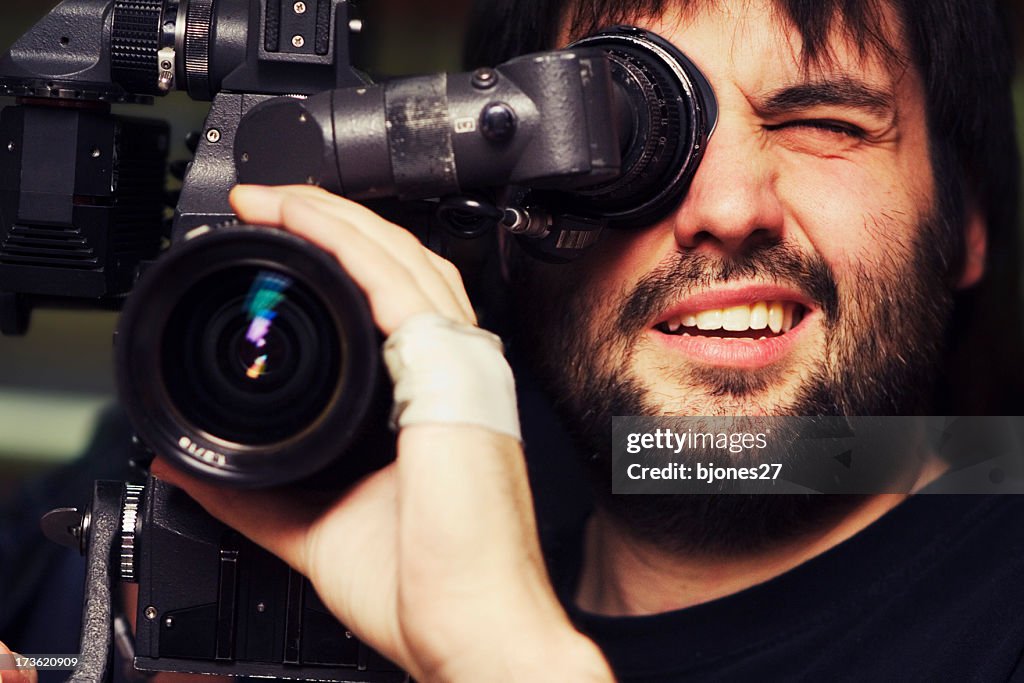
left=111, top=0, right=164, bottom=95
left=184, top=0, right=214, bottom=99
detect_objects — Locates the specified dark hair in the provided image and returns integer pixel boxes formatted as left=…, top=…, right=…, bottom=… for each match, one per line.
left=465, top=0, right=1022, bottom=413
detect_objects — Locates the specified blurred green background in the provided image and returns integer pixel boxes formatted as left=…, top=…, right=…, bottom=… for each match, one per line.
left=0, top=0, right=1021, bottom=481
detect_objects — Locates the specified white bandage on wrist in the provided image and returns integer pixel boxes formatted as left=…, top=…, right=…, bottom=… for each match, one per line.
left=382, top=313, right=521, bottom=440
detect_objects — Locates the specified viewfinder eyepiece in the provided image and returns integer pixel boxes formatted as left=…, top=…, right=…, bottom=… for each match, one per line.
left=567, top=26, right=718, bottom=228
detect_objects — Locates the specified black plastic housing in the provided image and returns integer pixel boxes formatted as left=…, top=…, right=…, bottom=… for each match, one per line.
left=134, top=478, right=406, bottom=681
left=0, top=103, right=167, bottom=311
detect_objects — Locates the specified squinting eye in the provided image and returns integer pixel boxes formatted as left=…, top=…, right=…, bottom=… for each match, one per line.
left=766, top=120, right=867, bottom=139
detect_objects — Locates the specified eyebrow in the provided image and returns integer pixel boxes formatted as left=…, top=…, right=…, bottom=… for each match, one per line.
left=754, top=77, right=896, bottom=118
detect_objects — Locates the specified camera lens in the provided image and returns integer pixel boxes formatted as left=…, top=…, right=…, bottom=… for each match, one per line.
left=162, top=266, right=342, bottom=446
left=117, top=226, right=380, bottom=487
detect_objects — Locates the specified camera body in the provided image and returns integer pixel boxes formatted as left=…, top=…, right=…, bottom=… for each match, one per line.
left=0, top=96, right=169, bottom=331
left=133, top=478, right=405, bottom=681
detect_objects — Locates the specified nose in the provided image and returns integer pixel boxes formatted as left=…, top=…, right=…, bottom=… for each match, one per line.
left=671, top=119, right=784, bottom=254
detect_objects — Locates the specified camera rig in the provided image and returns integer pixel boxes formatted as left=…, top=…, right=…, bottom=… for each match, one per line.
left=0, top=0, right=715, bottom=333
left=2, top=1, right=718, bottom=681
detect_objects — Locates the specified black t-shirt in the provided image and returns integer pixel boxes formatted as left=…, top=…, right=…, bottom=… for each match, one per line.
left=554, top=492, right=1024, bottom=682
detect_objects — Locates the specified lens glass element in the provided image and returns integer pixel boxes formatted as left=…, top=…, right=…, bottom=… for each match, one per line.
left=161, top=266, right=343, bottom=447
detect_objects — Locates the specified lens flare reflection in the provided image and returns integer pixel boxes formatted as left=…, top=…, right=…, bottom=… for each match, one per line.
left=242, top=272, right=293, bottom=379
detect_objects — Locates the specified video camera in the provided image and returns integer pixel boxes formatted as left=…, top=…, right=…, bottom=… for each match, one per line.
left=1, top=1, right=717, bottom=680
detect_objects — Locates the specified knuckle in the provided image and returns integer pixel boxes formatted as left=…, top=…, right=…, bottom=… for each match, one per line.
left=439, top=259, right=461, bottom=278
left=278, top=194, right=309, bottom=216
left=427, top=253, right=460, bottom=279
left=394, top=229, right=423, bottom=251
left=284, top=184, right=332, bottom=200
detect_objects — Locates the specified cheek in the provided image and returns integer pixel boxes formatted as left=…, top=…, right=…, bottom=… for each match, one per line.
left=574, top=227, right=673, bottom=299
left=777, top=157, right=921, bottom=275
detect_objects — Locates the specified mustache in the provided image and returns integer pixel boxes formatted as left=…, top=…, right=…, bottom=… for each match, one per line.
left=616, top=240, right=840, bottom=335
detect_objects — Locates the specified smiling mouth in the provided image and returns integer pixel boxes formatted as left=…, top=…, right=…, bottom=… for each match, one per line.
left=655, top=301, right=808, bottom=339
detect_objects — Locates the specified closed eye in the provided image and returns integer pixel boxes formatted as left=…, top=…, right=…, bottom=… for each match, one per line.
left=765, top=120, right=867, bottom=139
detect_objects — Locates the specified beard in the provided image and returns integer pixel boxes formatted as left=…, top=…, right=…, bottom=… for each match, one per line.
left=510, top=209, right=956, bottom=557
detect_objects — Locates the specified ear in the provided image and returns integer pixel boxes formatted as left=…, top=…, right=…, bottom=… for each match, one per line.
left=956, top=204, right=987, bottom=289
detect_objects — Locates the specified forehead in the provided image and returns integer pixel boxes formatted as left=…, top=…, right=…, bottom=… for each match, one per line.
left=559, top=0, right=913, bottom=88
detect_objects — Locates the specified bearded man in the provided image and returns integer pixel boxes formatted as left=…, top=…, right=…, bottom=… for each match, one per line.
left=10, top=0, right=1020, bottom=681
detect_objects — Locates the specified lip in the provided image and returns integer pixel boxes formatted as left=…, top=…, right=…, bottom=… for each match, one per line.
left=650, top=284, right=817, bottom=369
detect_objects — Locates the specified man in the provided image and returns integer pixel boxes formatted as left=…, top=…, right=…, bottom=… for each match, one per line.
left=7, top=0, right=1024, bottom=680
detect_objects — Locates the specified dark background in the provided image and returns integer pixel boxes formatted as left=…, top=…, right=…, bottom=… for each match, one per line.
left=0, top=0, right=1020, bottom=478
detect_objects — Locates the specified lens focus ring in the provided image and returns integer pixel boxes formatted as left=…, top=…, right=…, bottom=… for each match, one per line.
left=111, top=0, right=165, bottom=95
left=184, top=0, right=214, bottom=99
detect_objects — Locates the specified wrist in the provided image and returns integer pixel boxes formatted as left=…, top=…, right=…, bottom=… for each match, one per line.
left=536, top=631, right=614, bottom=683
left=423, top=626, right=613, bottom=683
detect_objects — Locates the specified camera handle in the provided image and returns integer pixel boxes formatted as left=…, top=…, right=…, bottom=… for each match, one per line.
left=41, top=481, right=128, bottom=683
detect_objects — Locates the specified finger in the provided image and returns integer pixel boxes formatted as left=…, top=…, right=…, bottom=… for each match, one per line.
left=278, top=199, right=471, bottom=332
left=231, top=186, right=476, bottom=323
left=233, top=186, right=428, bottom=268
left=277, top=192, right=454, bottom=299
left=231, top=185, right=364, bottom=227
left=233, top=186, right=467, bottom=312
left=423, top=251, right=477, bottom=324
left=282, top=192, right=478, bottom=324
left=232, top=188, right=454, bottom=331
left=234, top=184, right=372, bottom=219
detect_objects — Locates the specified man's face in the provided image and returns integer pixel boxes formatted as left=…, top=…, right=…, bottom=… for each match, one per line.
left=512, top=1, right=978, bottom=551
left=516, top=0, right=963, bottom=432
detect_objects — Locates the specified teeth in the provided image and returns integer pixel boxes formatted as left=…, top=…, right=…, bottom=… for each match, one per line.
left=661, top=301, right=806, bottom=335
left=768, top=302, right=784, bottom=334
left=749, top=302, right=768, bottom=330
left=695, top=309, right=723, bottom=330
left=722, top=305, right=751, bottom=331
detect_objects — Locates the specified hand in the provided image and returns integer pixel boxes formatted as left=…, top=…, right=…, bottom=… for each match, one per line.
left=0, top=641, right=37, bottom=683
left=153, top=185, right=612, bottom=682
